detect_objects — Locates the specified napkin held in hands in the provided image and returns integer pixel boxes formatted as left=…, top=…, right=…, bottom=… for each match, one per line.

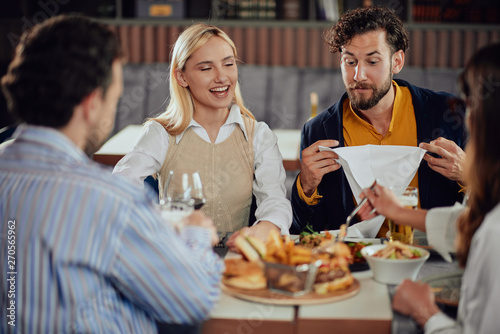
left=319, top=145, right=426, bottom=238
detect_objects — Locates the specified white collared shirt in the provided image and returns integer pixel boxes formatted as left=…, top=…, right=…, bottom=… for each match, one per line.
left=424, top=203, right=500, bottom=333
left=113, top=105, right=292, bottom=234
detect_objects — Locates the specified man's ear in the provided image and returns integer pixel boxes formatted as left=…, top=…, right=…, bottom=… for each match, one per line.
left=392, top=50, right=405, bottom=75
left=175, top=69, right=188, bottom=88
left=80, top=88, right=103, bottom=123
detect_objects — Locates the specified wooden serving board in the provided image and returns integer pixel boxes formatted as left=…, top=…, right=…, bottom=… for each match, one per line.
left=221, top=278, right=360, bottom=305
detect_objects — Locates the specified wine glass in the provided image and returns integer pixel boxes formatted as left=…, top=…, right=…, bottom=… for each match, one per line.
left=189, top=171, right=206, bottom=210
left=159, top=199, right=194, bottom=231
left=160, top=169, right=206, bottom=218
left=158, top=170, right=200, bottom=230
left=162, top=170, right=204, bottom=201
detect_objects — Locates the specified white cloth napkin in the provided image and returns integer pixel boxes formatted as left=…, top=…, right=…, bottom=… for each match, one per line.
left=319, top=145, right=426, bottom=238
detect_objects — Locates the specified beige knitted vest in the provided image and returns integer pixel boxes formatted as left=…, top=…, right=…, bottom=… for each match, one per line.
left=158, top=116, right=255, bottom=233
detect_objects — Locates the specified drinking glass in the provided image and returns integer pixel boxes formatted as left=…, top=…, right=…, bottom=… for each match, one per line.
left=189, top=172, right=207, bottom=210
left=162, top=170, right=206, bottom=205
left=159, top=199, right=194, bottom=231
left=387, top=186, right=418, bottom=244
left=159, top=170, right=206, bottom=230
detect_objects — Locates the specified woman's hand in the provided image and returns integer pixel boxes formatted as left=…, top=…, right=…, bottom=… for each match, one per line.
left=359, top=184, right=428, bottom=230
left=392, top=279, right=441, bottom=327
left=357, top=184, right=403, bottom=221
left=226, top=220, right=279, bottom=251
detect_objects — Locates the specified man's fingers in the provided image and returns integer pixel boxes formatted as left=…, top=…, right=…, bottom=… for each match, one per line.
left=313, top=139, right=340, bottom=149
left=303, top=151, right=338, bottom=164
left=303, top=143, right=339, bottom=158
left=423, top=153, right=452, bottom=169
left=426, top=157, right=450, bottom=171
left=420, top=142, right=450, bottom=160
left=426, top=162, right=452, bottom=178
left=300, top=140, right=341, bottom=195
left=433, top=137, right=456, bottom=151
left=310, top=155, right=338, bottom=169
left=420, top=137, right=462, bottom=158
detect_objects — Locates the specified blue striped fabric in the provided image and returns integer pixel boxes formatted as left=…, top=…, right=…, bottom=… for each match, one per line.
left=0, top=125, right=223, bottom=333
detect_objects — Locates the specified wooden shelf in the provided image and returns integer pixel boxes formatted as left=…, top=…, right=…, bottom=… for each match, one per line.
left=99, top=18, right=500, bottom=68
left=97, top=17, right=500, bottom=30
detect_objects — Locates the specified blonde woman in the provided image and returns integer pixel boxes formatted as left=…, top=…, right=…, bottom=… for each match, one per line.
left=113, top=23, right=292, bottom=245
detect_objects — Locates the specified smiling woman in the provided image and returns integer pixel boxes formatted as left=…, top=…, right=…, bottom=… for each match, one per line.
left=173, top=36, right=239, bottom=141
left=112, top=23, right=292, bottom=244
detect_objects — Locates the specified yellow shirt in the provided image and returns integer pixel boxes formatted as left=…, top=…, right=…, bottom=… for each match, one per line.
left=343, top=81, right=417, bottom=148
left=297, top=81, right=420, bottom=236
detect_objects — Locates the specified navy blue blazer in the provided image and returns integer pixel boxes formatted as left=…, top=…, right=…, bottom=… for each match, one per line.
left=290, top=79, right=467, bottom=234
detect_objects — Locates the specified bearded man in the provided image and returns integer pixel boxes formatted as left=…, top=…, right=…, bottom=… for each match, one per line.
left=290, top=7, right=467, bottom=235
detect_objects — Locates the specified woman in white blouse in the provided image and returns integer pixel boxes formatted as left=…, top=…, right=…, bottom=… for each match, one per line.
left=361, top=43, right=500, bottom=333
left=113, top=23, right=292, bottom=245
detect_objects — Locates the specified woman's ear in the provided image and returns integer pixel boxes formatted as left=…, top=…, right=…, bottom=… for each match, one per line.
left=175, top=69, right=188, bottom=88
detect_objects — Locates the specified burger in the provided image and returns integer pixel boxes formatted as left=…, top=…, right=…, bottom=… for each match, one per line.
left=222, top=258, right=266, bottom=290
left=222, top=235, right=267, bottom=290
left=313, top=242, right=354, bottom=294
left=234, top=235, right=266, bottom=262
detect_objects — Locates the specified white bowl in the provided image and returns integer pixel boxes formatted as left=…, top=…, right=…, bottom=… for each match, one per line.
left=361, top=244, right=430, bottom=285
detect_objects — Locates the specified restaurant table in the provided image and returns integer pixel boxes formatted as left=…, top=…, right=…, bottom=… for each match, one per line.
left=202, top=233, right=460, bottom=334
left=202, top=289, right=296, bottom=334
left=93, top=124, right=301, bottom=170
left=295, top=269, right=392, bottom=334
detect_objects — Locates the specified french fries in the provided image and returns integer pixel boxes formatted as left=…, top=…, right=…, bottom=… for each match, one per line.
left=373, top=241, right=422, bottom=259
left=235, top=229, right=352, bottom=269
left=233, top=230, right=354, bottom=295
left=264, top=230, right=313, bottom=265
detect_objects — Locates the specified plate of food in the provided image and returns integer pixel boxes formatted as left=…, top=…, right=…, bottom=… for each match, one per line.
left=296, top=226, right=335, bottom=248
left=421, top=270, right=463, bottom=307
left=222, top=276, right=360, bottom=305
left=297, top=225, right=377, bottom=271
left=343, top=239, right=376, bottom=271
left=222, top=231, right=360, bottom=305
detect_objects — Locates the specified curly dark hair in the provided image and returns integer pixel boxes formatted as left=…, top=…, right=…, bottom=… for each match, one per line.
left=1, top=15, right=122, bottom=128
left=324, top=6, right=409, bottom=54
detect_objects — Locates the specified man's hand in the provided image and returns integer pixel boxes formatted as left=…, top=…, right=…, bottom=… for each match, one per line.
left=299, top=139, right=341, bottom=197
left=184, top=211, right=219, bottom=247
left=419, top=137, right=465, bottom=182
left=392, top=280, right=441, bottom=328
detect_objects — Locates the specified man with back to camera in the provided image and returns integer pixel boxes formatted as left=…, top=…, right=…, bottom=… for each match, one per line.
left=290, top=6, right=467, bottom=236
left=0, top=15, right=223, bottom=333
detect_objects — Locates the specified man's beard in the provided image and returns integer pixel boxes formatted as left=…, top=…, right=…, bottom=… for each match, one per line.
left=84, top=120, right=114, bottom=157
left=346, top=75, right=393, bottom=111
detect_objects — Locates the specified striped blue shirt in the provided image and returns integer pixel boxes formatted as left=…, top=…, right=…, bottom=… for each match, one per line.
left=0, top=125, right=223, bottom=333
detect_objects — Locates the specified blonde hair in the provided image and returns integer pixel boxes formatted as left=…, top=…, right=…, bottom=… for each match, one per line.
left=152, top=23, right=254, bottom=135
